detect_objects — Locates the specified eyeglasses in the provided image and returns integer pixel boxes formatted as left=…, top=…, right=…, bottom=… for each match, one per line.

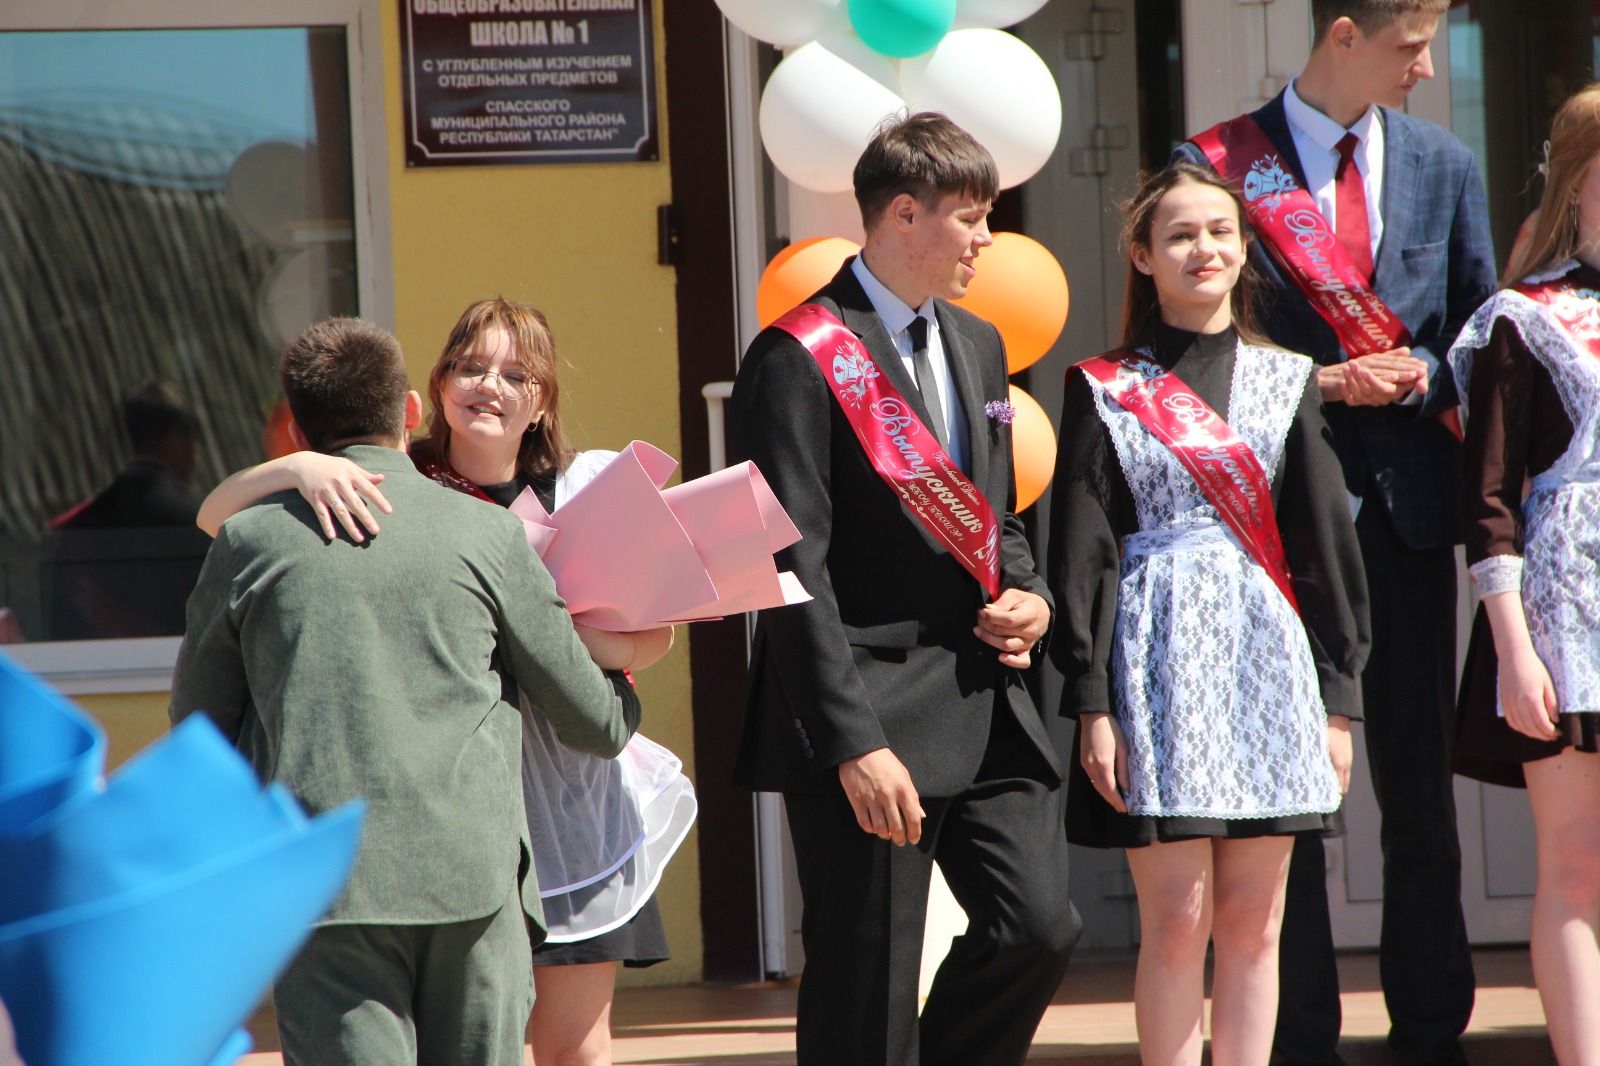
left=450, top=360, right=536, bottom=399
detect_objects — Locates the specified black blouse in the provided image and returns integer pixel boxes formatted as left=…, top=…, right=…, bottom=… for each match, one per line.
left=480, top=473, right=558, bottom=513
left=1046, top=323, right=1371, bottom=721
left=1461, top=288, right=1581, bottom=569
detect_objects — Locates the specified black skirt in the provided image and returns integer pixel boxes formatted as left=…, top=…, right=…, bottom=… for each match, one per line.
left=532, top=894, right=669, bottom=968
left=1064, top=738, right=1341, bottom=848
left=1454, top=604, right=1600, bottom=789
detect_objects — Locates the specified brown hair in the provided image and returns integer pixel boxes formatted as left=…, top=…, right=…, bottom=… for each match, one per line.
left=1311, top=0, right=1448, bottom=42
left=417, top=296, right=572, bottom=479
left=280, top=317, right=410, bottom=451
left=1118, top=163, right=1269, bottom=350
left=852, top=111, right=999, bottom=230
left=1503, top=83, right=1600, bottom=285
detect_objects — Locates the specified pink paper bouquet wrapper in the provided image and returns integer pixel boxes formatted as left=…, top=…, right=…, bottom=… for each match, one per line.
left=508, top=441, right=809, bottom=631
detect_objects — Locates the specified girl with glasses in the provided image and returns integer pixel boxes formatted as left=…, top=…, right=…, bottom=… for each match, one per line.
left=198, top=297, right=695, bottom=1066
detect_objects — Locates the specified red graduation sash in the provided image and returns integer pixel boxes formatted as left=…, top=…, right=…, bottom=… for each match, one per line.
left=771, top=303, right=1001, bottom=600
left=1514, top=275, right=1600, bottom=359
left=1193, top=114, right=1466, bottom=438
left=1079, top=349, right=1300, bottom=614
left=1192, top=114, right=1411, bottom=358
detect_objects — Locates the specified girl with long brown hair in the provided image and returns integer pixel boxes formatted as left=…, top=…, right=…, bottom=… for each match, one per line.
left=1047, top=163, right=1368, bottom=1066
left=1450, top=83, right=1600, bottom=1065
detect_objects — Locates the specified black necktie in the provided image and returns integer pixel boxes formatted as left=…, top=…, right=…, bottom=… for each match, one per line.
left=907, top=316, right=948, bottom=448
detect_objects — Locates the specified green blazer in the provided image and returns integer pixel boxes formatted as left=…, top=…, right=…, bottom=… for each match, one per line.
left=169, top=445, right=639, bottom=932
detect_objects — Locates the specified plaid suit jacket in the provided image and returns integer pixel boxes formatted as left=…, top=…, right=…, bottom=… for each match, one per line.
left=1178, top=92, right=1497, bottom=550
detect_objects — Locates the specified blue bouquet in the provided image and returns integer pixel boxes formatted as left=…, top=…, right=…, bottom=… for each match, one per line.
left=0, top=652, right=362, bottom=1066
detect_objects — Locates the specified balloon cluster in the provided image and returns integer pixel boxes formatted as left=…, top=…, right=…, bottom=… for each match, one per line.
left=755, top=233, right=1063, bottom=509
left=716, top=0, right=1059, bottom=193
left=723, top=0, right=1064, bottom=509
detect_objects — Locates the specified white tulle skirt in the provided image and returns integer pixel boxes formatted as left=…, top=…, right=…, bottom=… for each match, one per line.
left=519, top=695, right=698, bottom=942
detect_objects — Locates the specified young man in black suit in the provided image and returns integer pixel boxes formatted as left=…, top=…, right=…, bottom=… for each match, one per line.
left=1176, top=2, right=1496, bottom=1062
left=730, top=113, right=1080, bottom=1066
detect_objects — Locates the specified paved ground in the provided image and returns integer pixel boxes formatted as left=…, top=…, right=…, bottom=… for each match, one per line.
left=239, top=946, right=1554, bottom=1065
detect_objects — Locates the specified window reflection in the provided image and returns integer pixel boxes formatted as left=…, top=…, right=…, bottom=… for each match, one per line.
left=0, top=27, right=356, bottom=642
left=1446, top=10, right=1486, bottom=173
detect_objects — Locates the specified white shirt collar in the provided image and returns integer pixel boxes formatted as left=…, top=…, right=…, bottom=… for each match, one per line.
left=1284, top=78, right=1379, bottom=154
left=851, top=254, right=934, bottom=338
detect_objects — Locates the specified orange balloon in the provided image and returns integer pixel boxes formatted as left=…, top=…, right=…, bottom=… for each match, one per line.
left=1008, top=384, right=1056, bottom=512
left=261, top=397, right=302, bottom=460
left=954, top=233, right=1069, bottom=374
left=757, top=236, right=861, bottom=327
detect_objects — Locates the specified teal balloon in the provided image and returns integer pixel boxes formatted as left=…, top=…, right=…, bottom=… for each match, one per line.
left=848, top=0, right=956, bottom=58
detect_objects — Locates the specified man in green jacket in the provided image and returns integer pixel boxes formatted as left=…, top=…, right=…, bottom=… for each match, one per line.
left=170, top=317, right=640, bottom=1065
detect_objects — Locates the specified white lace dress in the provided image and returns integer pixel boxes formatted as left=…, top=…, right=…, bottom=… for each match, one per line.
left=1450, top=261, right=1600, bottom=752
left=1051, top=325, right=1365, bottom=844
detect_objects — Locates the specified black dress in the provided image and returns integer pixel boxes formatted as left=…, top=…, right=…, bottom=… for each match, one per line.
left=1046, top=325, right=1370, bottom=847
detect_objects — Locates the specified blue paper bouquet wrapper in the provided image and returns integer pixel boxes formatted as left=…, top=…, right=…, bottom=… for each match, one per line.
left=0, top=652, right=363, bottom=1066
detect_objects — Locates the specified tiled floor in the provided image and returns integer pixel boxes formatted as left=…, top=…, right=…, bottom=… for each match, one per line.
left=239, top=947, right=1553, bottom=1065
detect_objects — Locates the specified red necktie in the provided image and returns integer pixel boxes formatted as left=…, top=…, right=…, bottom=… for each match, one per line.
left=1334, top=132, right=1375, bottom=281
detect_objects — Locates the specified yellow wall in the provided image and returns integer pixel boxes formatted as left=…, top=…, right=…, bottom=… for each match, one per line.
left=78, top=692, right=171, bottom=772
left=77, top=0, right=700, bottom=988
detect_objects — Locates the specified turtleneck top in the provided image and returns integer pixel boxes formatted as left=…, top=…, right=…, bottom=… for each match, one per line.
left=479, top=473, right=558, bottom=514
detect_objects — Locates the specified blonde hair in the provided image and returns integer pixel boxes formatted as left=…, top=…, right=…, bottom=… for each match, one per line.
left=418, top=297, right=572, bottom=479
left=1502, top=83, right=1600, bottom=286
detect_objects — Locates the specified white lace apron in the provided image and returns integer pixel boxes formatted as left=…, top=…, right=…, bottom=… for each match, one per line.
left=521, top=450, right=698, bottom=942
left=1088, top=343, right=1341, bottom=819
left=1450, top=264, right=1600, bottom=716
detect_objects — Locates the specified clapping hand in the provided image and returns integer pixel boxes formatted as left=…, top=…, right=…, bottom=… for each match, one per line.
left=1317, top=348, right=1428, bottom=407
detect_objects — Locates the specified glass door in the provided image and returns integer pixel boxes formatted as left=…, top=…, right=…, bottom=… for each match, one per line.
left=1447, top=0, right=1598, bottom=266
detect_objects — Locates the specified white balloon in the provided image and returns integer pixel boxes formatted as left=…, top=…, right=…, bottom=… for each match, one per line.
left=951, top=0, right=1050, bottom=30
left=713, top=0, right=851, bottom=48
left=759, top=38, right=906, bottom=194
left=899, top=29, right=1061, bottom=189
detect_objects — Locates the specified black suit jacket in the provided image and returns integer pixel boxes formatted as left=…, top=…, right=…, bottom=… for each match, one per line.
left=729, top=261, right=1060, bottom=797
left=1178, top=93, right=1497, bottom=550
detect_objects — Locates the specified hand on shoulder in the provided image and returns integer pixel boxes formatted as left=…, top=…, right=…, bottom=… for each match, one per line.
left=290, top=452, right=392, bottom=542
